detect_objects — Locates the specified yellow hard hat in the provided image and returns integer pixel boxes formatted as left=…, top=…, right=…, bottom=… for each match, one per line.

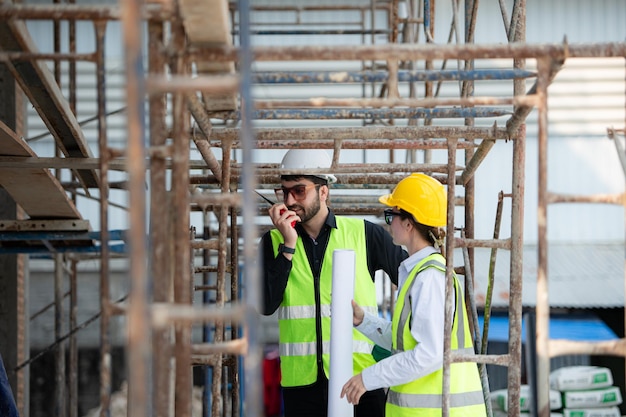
left=379, top=173, right=447, bottom=227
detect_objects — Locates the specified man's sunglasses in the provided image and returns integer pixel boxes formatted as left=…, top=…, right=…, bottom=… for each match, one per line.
left=383, top=209, right=403, bottom=225
left=274, top=184, right=319, bottom=201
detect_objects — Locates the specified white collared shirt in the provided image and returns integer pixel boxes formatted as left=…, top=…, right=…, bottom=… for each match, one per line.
left=356, top=246, right=447, bottom=390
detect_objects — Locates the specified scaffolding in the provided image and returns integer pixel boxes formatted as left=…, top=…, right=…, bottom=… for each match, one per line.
left=0, top=1, right=625, bottom=417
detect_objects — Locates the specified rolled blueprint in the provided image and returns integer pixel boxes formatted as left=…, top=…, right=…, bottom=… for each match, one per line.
left=328, top=249, right=355, bottom=417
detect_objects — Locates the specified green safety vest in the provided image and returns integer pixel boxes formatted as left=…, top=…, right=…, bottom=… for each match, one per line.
left=386, top=253, right=487, bottom=417
left=270, top=216, right=378, bottom=387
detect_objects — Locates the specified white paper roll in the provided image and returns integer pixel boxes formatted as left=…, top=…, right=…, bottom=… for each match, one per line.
left=328, top=249, right=355, bottom=417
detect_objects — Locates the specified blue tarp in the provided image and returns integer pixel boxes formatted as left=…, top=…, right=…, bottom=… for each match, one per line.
left=478, top=315, right=618, bottom=343
left=0, top=353, right=18, bottom=417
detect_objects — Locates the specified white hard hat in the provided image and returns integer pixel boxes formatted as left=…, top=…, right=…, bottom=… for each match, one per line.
left=280, top=149, right=337, bottom=184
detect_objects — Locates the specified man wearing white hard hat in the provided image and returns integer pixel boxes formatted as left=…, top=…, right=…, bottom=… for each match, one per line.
left=260, top=149, right=407, bottom=417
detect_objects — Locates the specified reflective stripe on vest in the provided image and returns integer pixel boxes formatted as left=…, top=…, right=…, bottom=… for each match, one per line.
left=387, top=389, right=485, bottom=408
left=278, top=304, right=377, bottom=321
left=279, top=339, right=374, bottom=357
left=387, top=253, right=486, bottom=417
left=271, top=217, right=379, bottom=387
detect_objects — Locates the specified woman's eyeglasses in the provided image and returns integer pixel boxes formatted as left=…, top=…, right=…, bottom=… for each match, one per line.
left=275, top=184, right=319, bottom=201
left=383, top=209, right=403, bottom=225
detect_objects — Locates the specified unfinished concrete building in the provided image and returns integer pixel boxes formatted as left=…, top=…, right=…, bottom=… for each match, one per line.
left=0, top=0, right=625, bottom=416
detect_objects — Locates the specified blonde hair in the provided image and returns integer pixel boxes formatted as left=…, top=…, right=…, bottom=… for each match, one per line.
left=427, top=227, right=446, bottom=255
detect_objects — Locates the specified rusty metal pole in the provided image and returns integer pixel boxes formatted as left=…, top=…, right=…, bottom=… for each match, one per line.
left=61, top=7, right=77, bottom=417
left=239, top=1, right=263, bottom=416
left=230, top=204, right=241, bottom=417
left=68, top=5, right=79, bottom=415
left=52, top=10, right=66, bottom=415
left=200, top=211, right=213, bottom=417
left=423, top=0, right=435, bottom=165
left=54, top=254, right=66, bottom=417
left=119, top=0, right=152, bottom=409
left=93, top=19, right=112, bottom=417
left=196, top=42, right=626, bottom=64
left=148, top=18, right=172, bottom=417
left=462, top=0, right=477, bottom=339
left=171, top=13, right=193, bottom=417
left=535, top=56, right=551, bottom=417
left=69, top=258, right=78, bottom=417
left=507, top=122, right=525, bottom=417
left=210, top=141, right=231, bottom=417
left=442, top=137, right=458, bottom=417
left=507, top=2, right=526, bottom=416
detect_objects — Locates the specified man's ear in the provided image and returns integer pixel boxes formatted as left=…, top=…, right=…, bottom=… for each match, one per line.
left=319, top=184, right=330, bottom=202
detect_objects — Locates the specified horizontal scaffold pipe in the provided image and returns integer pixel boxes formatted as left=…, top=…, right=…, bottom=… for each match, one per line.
left=195, top=200, right=468, bottom=217
left=194, top=173, right=459, bottom=186
left=0, top=50, right=97, bottom=62
left=0, top=156, right=240, bottom=172
left=0, top=157, right=464, bottom=182
left=547, top=191, right=626, bottom=205
left=191, top=340, right=247, bottom=356
left=188, top=206, right=382, bottom=217
left=251, top=138, right=474, bottom=150
left=0, top=3, right=391, bottom=20
left=210, top=107, right=512, bottom=120
left=146, top=75, right=239, bottom=94
left=238, top=29, right=392, bottom=36
left=200, top=198, right=468, bottom=218
left=151, top=303, right=248, bottom=328
left=252, top=69, right=536, bottom=84
left=0, top=3, right=173, bottom=21
left=208, top=125, right=511, bottom=144
left=0, top=244, right=127, bottom=255
left=0, top=229, right=120, bottom=242
left=549, top=338, right=626, bottom=357
left=0, top=155, right=470, bottom=177
left=250, top=195, right=465, bottom=208
left=196, top=42, right=626, bottom=62
left=190, top=192, right=242, bottom=209
left=0, top=156, right=457, bottom=172
left=230, top=162, right=462, bottom=175
left=194, top=182, right=401, bottom=190
left=453, top=237, right=512, bottom=250
left=230, top=4, right=392, bottom=12
left=254, top=95, right=538, bottom=110
left=451, top=353, right=512, bottom=367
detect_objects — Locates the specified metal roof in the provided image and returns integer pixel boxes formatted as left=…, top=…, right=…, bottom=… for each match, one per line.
left=469, top=243, right=625, bottom=309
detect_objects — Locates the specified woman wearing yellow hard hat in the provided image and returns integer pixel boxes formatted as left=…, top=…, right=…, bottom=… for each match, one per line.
left=341, top=173, right=487, bottom=417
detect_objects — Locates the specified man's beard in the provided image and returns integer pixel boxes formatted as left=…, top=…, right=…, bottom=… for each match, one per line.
left=289, top=194, right=321, bottom=224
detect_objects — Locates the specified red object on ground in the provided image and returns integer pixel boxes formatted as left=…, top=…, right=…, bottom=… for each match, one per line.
left=263, top=353, right=282, bottom=417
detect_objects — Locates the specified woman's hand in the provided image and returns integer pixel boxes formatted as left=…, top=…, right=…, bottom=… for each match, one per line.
left=340, top=373, right=366, bottom=405
left=352, top=299, right=364, bottom=327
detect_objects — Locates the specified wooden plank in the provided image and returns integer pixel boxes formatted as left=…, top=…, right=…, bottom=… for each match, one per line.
left=0, top=121, right=82, bottom=219
left=0, top=19, right=99, bottom=189
left=180, top=0, right=230, bottom=45
left=179, top=0, right=237, bottom=111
